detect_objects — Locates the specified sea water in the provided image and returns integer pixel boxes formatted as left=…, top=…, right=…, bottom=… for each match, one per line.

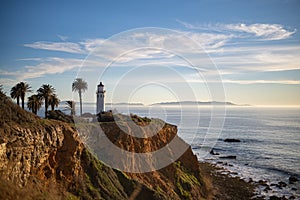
left=45, top=103, right=300, bottom=198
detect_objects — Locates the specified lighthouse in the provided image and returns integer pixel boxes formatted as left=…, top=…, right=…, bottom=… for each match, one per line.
left=96, top=82, right=105, bottom=114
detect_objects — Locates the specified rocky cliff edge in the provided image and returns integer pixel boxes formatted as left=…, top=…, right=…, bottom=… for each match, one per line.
left=0, top=93, right=208, bottom=200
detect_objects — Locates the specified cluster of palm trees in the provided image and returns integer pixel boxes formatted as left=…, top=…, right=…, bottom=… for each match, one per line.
left=9, top=78, right=88, bottom=118
left=10, top=82, right=59, bottom=118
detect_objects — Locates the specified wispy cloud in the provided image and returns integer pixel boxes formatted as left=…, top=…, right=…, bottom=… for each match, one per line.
left=210, top=45, right=300, bottom=73
left=0, top=69, right=19, bottom=76
left=0, top=57, right=85, bottom=81
left=177, top=20, right=296, bottom=40
left=24, top=41, right=86, bottom=54
left=24, top=31, right=230, bottom=57
left=221, top=23, right=296, bottom=40
left=0, top=78, right=19, bottom=88
left=22, top=57, right=84, bottom=79
left=16, top=25, right=300, bottom=87
left=57, top=34, right=68, bottom=41
left=185, top=72, right=300, bottom=85
left=80, top=38, right=106, bottom=52
left=17, top=58, right=43, bottom=61
left=222, top=79, right=300, bottom=85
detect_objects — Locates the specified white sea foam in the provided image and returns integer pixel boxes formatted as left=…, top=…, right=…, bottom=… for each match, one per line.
left=41, top=104, right=300, bottom=198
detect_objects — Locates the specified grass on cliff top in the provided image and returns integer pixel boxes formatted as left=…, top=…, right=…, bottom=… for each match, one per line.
left=0, top=93, right=78, bottom=130
left=0, top=93, right=40, bottom=126
left=79, top=148, right=165, bottom=200
left=174, top=161, right=201, bottom=199
left=0, top=175, right=79, bottom=200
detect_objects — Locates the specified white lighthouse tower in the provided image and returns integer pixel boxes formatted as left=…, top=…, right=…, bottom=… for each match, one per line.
left=96, top=82, right=105, bottom=114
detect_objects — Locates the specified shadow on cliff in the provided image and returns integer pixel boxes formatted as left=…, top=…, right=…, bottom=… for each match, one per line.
left=0, top=92, right=209, bottom=200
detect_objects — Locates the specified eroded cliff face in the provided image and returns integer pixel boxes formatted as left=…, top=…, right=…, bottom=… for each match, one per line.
left=0, top=119, right=80, bottom=186
left=77, top=116, right=208, bottom=200
left=0, top=94, right=208, bottom=200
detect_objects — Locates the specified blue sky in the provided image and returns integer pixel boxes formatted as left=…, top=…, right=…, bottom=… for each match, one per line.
left=0, top=0, right=300, bottom=106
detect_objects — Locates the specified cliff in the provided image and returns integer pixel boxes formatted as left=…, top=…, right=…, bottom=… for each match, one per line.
left=0, top=93, right=208, bottom=200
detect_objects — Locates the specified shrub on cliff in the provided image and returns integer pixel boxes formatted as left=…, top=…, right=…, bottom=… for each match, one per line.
left=47, top=110, right=74, bottom=123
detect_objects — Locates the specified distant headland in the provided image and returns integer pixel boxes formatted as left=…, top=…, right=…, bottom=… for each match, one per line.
left=105, top=102, right=144, bottom=106
left=91, top=101, right=250, bottom=106
left=151, top=101, right=250, bottom=106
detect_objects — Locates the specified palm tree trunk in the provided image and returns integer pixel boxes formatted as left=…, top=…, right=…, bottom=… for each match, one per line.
left=79, top=90, right=82, bottom=116
left=34, top=105, right=37, bottom=115
left=51, top=104, right=54, bottom=111
left=45, top=97, right=48, bottom=118
left=17, top=97, right=20, bottom=106
left=21, top=94, right=25, bottom=109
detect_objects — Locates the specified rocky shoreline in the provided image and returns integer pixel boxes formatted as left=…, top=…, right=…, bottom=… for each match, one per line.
left=199, top=138, right=299, bottom=200
left=199, top=161, right=260, bottom=200
left=1, top=91, right=298, bottom=200
left=200, top=160, right=299, bottom=200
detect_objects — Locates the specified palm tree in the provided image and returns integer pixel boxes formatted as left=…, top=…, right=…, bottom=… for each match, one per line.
left=27, top=94, right=42, bottom=115
left=37, top=84, right=55, bottom=118
left=10, top=85, right=21, bottom=106
left=10, top=82, right=32, bottom=108
left=72, top=78, right=88, bottom=116
left=18, top=82, right=32, bottom=109
left=65, top=100, right=76, bottom=116
left=0, top=84, right=5, bottom=98
left=48, top=94, right=60, bottom=111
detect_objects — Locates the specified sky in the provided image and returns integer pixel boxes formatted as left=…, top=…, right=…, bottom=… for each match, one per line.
left=0, top=0, right=300, bottom=106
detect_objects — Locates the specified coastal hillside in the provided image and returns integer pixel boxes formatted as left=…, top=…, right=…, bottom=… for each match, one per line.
left=0, top=92, right=208, bottom=199
left=77, top=114, right=207, bottom=199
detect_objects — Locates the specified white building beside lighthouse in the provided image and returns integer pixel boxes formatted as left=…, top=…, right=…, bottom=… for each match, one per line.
left=96, top=82, right=105, bottom=114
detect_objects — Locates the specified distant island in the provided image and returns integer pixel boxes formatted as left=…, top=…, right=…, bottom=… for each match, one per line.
left=105, top=102, right=144, bottom=106
left=151, top=101, right=250, bottom=106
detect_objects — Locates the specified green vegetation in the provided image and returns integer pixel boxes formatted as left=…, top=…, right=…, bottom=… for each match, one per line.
left=79, top=149, right=129, bottom=200
left=130, top=113, right=151, bottom=124
left=48, top=94, right=60, bottom=111
left=19, top=82, right=32, bottom=109
left=0, top=89, right=207, bottom=200
left=0, top=85, right=5, bottom=98
left=173, top=161, right=201, bottom=200
left=7, top=82, right=61, bottom=118
left=66, top=193, right=80, bottom=200
left=10, top=82, right=32, bottom=108
left=10, top=84, right=20, bottom=106
left=47, top=110, right=74, bottom=123
left=37, top=84, right=56, bottom=118
left=65, top=100, right=76, bottom=116
left=27, top=94, right=42, bottom=114
left=154, top=186, right=165, bottom=198
left=72, top=78, right=88, bottom=116
left=0, top=92, right=38, bottom=125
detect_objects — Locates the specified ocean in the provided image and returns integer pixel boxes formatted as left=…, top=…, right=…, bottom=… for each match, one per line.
left=42, top=103, right=300, bottom=198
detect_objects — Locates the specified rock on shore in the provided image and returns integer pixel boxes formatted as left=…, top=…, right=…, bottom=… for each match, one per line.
left=224, top=138, right=241, bottom=142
